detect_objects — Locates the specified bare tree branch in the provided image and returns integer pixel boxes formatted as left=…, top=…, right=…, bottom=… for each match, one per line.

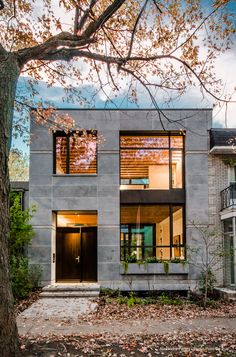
left=169, top=2, right=224, bottom=56
left=127, top=0, right=149, bottom=59
left=151, top=0, right=162, bottom=14
left=17, top=32, right=95, bottom=66
left=74, top=6, right=81, bottom=35
left=77, top=0, right=98, bottom=33
left=82, top=0, right=125, bottom=38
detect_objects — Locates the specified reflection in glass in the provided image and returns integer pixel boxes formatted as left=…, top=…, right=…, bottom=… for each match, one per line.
left=120, top=205, right=185, bottom=261
left=170, top=136, right=183, bottom=148
left=120, top=149, right=169, bottom=189
left=172, top=151, right=183, bottom=188
left=121, top=136, right=169, bottom=148
left=69, top=134, right=97, bottom=174
left=55, top=132, right=97, bottom=174
left=56, top=137, right=67, bottom=174
left=120, top=134, right=184, bottom=190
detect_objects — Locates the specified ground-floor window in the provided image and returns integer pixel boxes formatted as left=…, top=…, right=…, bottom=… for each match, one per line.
left=120, top=204, right=185, bottom=261
left=223, top=218, right=235, bottom=286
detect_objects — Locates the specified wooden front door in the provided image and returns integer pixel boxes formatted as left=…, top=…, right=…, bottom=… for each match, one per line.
left=56, top=227, right=97, bottom=282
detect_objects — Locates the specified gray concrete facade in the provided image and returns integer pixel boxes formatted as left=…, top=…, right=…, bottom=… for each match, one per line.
left=29, top=109, right=212, bottom=290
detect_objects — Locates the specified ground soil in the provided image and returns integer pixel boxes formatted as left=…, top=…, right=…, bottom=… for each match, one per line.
left=17, top=295, right=236, bottom=356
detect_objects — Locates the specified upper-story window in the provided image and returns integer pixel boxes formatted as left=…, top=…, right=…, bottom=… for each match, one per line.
left=120, top=133, right=184, bottom=190
left=54, top=131, right=97, bottom=174
left=229, top=165, right=236, bottom=185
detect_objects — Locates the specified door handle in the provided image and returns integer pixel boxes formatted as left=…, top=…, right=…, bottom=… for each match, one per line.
left=75, top=256, right=80, bottom=263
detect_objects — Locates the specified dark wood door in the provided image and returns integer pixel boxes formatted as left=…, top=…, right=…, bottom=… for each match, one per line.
left=56, top=227, right=97, bottom=282
left=81, top=227, right=97, bottom=282
left=56, top=231, right=82, bottom=281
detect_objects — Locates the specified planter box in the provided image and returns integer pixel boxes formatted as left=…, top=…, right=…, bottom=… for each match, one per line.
left=120, top=262, right=189, bottom=275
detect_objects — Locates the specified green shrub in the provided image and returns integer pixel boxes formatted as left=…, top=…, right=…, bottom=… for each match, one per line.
left=10, top=256, right=31, bottom=299
left=9, top=192, right=41, bottom=300
left=199, top=269, right=217, bottom=295
left=28, top=264, right=42, bottom=290
left=158, top=292, right=183, bottom=305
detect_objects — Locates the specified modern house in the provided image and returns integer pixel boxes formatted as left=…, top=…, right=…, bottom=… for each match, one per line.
left=27, top=109, right=236, bottom=291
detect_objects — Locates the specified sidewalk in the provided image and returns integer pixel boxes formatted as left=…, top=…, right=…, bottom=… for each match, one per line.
left=17, top=315, right=236, bottom=337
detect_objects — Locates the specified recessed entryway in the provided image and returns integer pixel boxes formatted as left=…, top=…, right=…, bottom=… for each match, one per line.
left=56, top=211, right=97, bottom=283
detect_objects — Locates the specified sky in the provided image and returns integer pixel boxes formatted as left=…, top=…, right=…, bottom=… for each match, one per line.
left=12, top=0, right=236, bottom=154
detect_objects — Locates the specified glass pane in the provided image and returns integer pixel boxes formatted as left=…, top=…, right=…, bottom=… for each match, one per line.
left=171, top=246, right=185, bottom=260
left=229, top=166, right=236, bottom=184
left=130, top=226, right=153, bottom=246
left=230, top=236, right=235, bottom=284
left=172, top=151, right=183, bottom=188
left=69, top=134, right=97, bottom=174
left=224, top=218, right=233, bottom=233
left=156, top=247, right=171, bottom=260
left=56, top=136, right=67, bottom=174
left=120, top=149, right=169, bottom=189
left=156, top=208, right=170, bottom=247
left=170, top=136, right=183, bottom=148
left=121, top=136, right=169, bottom=148
left=144, top=247, right=154, bottom=259
left=57, top=211, right=97, bottom=227
left=173, top=206, right=183, bottom=246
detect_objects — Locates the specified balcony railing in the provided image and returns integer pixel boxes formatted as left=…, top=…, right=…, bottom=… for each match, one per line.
left=221, top=184, right=236, bottom=210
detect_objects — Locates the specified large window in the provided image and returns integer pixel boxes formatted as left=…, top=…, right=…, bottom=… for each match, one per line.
left=120, top=134, right=184, bottom=190
left=54, top=131, right=97, bottom=174
left=120, top=204, right=184, bottom=261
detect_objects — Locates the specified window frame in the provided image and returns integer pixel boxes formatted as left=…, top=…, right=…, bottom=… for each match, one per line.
left=119, top=131, right=185, bottom=190
left=120, top=203, right=186, bottom=261
left=53, top=130, right=97, bottom=175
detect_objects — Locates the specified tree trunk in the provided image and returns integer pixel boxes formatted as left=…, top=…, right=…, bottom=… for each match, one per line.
left=0, top=51, right=20, bottom=356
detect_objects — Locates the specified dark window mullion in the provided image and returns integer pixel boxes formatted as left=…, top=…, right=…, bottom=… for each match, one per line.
left=170, top=205, right=173, bottom=259
left=66, top=135, right=70, bottom=174
left=169, top=135, right=172, bottom=190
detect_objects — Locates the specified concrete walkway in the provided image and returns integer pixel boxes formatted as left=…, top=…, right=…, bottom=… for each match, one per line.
left=17, top=316, right=236, bottom=337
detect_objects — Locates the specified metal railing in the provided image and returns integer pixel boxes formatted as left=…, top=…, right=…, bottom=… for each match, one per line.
left=221, top=184, right=236, bottom=210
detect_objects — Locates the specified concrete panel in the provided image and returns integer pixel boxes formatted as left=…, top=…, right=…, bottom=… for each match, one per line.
left=98, top=246, right=120, bottom=263
left=98, top=262, right=121, bottom=280
left=29, top=198, right=52, bottom=226
left=52, top=175, right=98, bottom=186
left=97, top=174, right=119, bottom=185
left=98, top=153, right=119, bottom=174
left=185, top=153, right=208, bottom=175
left=99, top=130, right=119, bottom=150
left=31, top=228, right=52, bottom=246
left=30, top=153, right=53, bottom=176
left=52, top=197, right=98, bottom=211
left=53, top=185, right=97, bottom=197
left=98, top=198, right=120, bottom=225
left=28, top=245, right=51, bottom=264
left=30, top=185, right=51, bottom=198
left=30, top=175, right=52, bottom=186
left=98, top=226, right=120, bottom=246
left=97, top=185, right=119, bottom=197
left=31, top=131, right=52, bottom=151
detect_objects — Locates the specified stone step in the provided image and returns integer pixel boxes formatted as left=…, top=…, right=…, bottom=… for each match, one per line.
left=40, top=283, right=100, bottom=298
left=214, top=287, right=236, bottom=301
left=40, top=291, right=99, bottom=298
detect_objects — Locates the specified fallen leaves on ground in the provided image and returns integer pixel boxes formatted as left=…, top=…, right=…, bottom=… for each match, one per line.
left=78, top=298, right=236, bottom=323
left=15, top=289, right=42, bottom=314
left=20, top=330, right=236, bottom=356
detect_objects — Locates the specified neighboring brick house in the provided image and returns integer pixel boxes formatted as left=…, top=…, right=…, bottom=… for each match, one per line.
left=209, top=129, right=236, bottom=288
left=26, top=109, right=236, bottom=291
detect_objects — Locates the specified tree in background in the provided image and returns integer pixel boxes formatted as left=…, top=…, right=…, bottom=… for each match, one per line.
left=0, top=1, right=235, bottom=354
left=189, top=222, right=227, bottom=309
left=9, top=193, right=39, bottom=300
left=9, top=149, right=29, bottom=182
